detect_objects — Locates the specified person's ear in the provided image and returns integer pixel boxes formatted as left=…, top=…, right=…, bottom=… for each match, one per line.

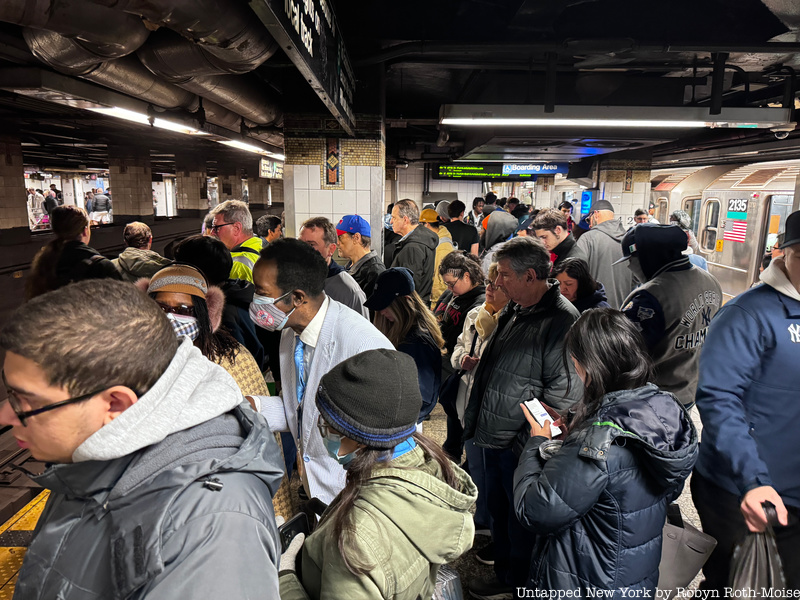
left=99, top=386, right=139, bottom=425
left=290, top=289, right=306, bottom=307
left=526, top=269, right=536, bottom=283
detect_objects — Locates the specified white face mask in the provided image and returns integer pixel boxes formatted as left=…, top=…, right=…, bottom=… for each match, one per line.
left=249, top=292, right=295, bottom=331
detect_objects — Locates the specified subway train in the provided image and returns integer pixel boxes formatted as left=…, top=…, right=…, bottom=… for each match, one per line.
left=650, top=159, right=799, bottom=301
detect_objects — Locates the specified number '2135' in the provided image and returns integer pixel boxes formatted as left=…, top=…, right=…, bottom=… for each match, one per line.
left=728, top=198, right=748, bottom=213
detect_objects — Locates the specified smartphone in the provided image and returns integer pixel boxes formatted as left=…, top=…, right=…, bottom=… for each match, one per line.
left=279, top=512, right=310, bottom=552
left=523, top=398, right=562, bottom=437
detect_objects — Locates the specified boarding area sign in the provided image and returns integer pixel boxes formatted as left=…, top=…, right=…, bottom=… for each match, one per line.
left=501, top=163, right=569, bottom=175
left=436, top=162, right=570, bottom=180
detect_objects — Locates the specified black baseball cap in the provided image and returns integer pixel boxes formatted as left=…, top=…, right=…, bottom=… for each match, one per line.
left=781, top=211, right=800, bottom=249
left=364, top=267, right=415, bottom=311
left=588, top=199, right=615, bottom=214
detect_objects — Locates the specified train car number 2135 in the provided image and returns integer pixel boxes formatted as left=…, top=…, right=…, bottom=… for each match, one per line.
left=728, top=198, right=748, bottom=213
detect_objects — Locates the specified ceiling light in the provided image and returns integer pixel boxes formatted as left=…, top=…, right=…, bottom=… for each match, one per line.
left=440, top=105, right=794, bottom=129
left=88, top=107, right=207, bottom=136
left=218, top=140, right=285, bottom=161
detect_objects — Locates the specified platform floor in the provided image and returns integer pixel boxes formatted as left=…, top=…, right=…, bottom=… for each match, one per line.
left=0, top=491, right=49, bottom=599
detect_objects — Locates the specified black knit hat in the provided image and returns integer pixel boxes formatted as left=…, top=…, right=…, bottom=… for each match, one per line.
left=315, top=349, right=422, bottom=449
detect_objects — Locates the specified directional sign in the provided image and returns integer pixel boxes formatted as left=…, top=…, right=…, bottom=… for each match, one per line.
left=251, top=0, right=355, bottom=135
left=501, top=163, right=569, bottom=175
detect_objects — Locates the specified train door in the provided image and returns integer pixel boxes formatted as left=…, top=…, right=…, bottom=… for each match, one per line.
left=682, top=196, right=702, bottom=236
left=758, top=194, right=794, bottom=261
left=698, top=197, right=721, bottom=254
left=655, top=197, right=669, bottom=223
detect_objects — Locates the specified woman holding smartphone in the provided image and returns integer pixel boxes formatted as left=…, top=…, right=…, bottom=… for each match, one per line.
left=514, top=309, right=698, bottom=595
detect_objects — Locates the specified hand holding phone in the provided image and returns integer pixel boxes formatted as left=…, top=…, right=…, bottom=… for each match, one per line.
left=522, top=398, right=563, bottom=438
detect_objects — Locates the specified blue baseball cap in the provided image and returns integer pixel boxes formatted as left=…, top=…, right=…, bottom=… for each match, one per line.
left=336, top=214, right=371, bottom=237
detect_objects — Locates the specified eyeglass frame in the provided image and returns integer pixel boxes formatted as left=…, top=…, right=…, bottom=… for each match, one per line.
left=209, top=222, right=235, bottom=234
left=317, top=415, right=343, bottom=441
left=443, top=271, right=465, bottom=289
left=1, top=371, right=109, bottom=427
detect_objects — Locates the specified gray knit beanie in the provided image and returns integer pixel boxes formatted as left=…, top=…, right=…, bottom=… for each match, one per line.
left=315, top=349, right=422, bottom=449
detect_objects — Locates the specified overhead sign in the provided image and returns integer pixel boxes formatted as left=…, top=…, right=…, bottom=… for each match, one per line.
left=501, top=163, right=569, bottom=175
left=259, top=158, right=284, bottom=179
left=251, top=0, right=355, bottom=135
left=436, top=164, right=551, bottom=180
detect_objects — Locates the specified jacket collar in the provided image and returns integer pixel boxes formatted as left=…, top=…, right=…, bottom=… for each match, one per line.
left=513, top=279, right=562, bottom=317
left=552, top=234, right=576, bottom=261
left=349, top=250, right=378, bottom=275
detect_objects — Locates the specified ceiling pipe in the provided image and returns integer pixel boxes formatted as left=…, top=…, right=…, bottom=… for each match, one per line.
left=0, top=0, right=148, bottom=59
left=86, top=0, right=278, bottom=73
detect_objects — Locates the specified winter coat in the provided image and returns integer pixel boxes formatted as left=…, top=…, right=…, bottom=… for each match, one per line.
left=430, top=227, right=455, bottom=308
left=398, top=328, right=443, bottom=422
left=220, top=278, right=266, bottom=370
left=390, top=225, right=438, bottom=305
left=576, top=219, right=633, bottom=309
left=573, top=282, right=611, bottom=312
left=112, top=247, right=172, bottom=282
left=433, top=285, right=486, bottom=354
left=92, top=193, right=111, bottom=212
left=513, top=384, right=698, bottom=595
left=15, top=339, right=284, bottom=600
left=55, top=240, right=122, bottom=288
left=230, top=235, right=264, bottom=283
left=347, top=250, right=386, bottom=299
left=279, top=444, right=477, bottom=600
left=695, top=257, right=800, bottom=507
left=325, top=260, right=368, bottom=318
left=483, top=211, right=518, bottom=253
left=550, top=234, right=587, bottom=271
left=463, top=281, right=582, bottom=450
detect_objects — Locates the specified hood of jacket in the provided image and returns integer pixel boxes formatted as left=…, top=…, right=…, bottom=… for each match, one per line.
left=591, top=218, right=627, bottom=243
left=72, top=338, right=244, bottom=463
left=221, top=278, right=255, bottom=309
left=573, top=282, right=609, bottom=312
left=115, top=247, right=172, bottom=278
left=579, top=384, right=698, bottom=490
left=358, top=446, right=477, bottom=564
left=485, top=210, right=518, bottom=249
left=623, top=223, right=690, bottom=280
left=760, top=257, right=800, bottom=302
left=397, top=224, right=439, bottom=253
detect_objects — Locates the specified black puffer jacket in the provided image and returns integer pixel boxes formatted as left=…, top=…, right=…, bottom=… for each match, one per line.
left=56, top=241, right=122, bottom=287
left=390, top=225, right=438, bottom=305
left=513, top=384, right=698, bottom=595
left=433, top=284, right=486, bottom=354
left=463, top=281, right=582, bottom=449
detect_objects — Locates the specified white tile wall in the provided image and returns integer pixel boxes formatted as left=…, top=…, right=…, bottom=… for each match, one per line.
left=294, top=165, right=308, bottom=190
left=333, top=189, right=357, bottom=214
left=356, top=166, right=371, bottom=191
left=309, top=189, right=332, bottom=213
left=308, top=165, right=321, bottom=189
left=295, top=189, right=309, bottom=213
left=357, top=190, right=371, bottom=214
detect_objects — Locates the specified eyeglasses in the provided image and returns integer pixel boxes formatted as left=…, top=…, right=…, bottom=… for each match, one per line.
left=485, top=279, right=498, bottom=290
left=317, top=416, right=342, bottom=440
left=444, top=273, right=464, bottom=289
left=209, top=222, right=234, bottom=234
left=2, top=371, right=106, bottom=427
left=157, top=302, right=195, bottom=317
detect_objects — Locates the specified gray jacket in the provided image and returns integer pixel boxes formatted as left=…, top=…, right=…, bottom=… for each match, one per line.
left=112, top=247, right=172, bottom=282
left=576, top=219, right=633, bottom=309
left=15, top=340, right=284, bottom=599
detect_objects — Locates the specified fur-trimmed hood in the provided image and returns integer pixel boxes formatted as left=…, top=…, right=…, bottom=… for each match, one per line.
left=134, top=278, right=226, bottom=332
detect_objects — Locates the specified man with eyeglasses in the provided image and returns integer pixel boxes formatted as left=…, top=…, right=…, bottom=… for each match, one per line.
left=0, top=279, right=284, bottom=599
left=209, top=199, right=264, bottom=283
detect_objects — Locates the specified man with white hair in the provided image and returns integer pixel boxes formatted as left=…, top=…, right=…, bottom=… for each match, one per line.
left=209, top=200, right=264, bottom=283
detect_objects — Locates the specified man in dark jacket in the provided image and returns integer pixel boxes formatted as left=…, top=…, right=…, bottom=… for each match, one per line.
left=532, top=207, right=587, bottom=271
left=0, top=279, right=283, bottom=599
left=336, top=214, right=386, bottom=300
left=390, top=199, right=438, bottom=305
left=464, top=237, right=582, bottom=599
left=617, top=224, right=722, bottom=407
left=112, top=221, right=172, bottom=282
left=692, top=210, right=800, bottom=590
left=576, top=200, right=633, bottom=308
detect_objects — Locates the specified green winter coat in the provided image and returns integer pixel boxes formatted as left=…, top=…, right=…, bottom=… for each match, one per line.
left=279, top=445, right=477, bottom=600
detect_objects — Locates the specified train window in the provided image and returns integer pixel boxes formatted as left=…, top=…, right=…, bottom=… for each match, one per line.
left=656, top=197, right=669, bottom=223
left=683, top=197, right=702, bottom=235
left=763, top=194, right=794, bottom=253
left=700, top=198, right=721, bottom=252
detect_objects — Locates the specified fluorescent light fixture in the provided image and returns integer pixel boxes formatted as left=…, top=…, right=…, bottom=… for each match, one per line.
left=218, top=140, right=285, bottom=161
left=88, top=106, right=207, bottom=135
left=440, top=105, right=794, bottom=129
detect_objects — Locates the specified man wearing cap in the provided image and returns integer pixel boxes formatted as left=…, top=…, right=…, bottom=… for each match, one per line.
left=299, top=216, right=369, bottom=319
left=248, top=239, right=393, bottom=505
left=617, top=224, right=722, bottom=407
left=692, top=210, right=800, bottom=590
left=532, top=208, right=587, bottom=272
left=419, top=208, right=455, bottom=307
left=390, top=199, right=438, bottom=305
left=335, top=214, right=386, bottom=300
left=576, top=200, right=633, bottom=308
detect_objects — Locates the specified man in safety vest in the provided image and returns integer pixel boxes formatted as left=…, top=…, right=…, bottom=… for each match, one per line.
left=209, top=200, right=264, bottom=283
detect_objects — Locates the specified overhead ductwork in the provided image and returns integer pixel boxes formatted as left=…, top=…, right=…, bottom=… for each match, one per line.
left=87, top=0, right=278, bottom=73
left=0, top=0, right=149, bottom=59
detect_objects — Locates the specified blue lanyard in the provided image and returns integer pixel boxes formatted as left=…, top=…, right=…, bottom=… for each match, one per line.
left=391, top=437, right=417, bottom=459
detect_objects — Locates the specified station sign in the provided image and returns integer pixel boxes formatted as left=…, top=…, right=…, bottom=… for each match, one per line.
left=251, top=0, right=355, bottom=135
left=259, top=158, right=284, bottom=180
left=501, top=163, right=569, bottom=175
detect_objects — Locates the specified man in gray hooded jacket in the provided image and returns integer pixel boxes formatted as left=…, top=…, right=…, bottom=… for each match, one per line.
left=0, top=279, right=284, bottom=599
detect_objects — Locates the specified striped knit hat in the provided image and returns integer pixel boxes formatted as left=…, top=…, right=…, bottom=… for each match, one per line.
left=315, top=349, right=422, bottom=449
left=146, top=264, right=208, bottom=298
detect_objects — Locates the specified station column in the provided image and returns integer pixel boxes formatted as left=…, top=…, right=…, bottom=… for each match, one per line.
left=175, top=154, right=208, bottom=218
left=0, top=134, right=29, bottom=244
left=597, top=158, right=652, bottom=228
left=107, top=145, right=154, bottom=224
left=217, top=160, right=243, bottom=203
left=283, top=114, right=385, bottom=252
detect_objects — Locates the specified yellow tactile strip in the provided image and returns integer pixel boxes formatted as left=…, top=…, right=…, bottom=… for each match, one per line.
left=0, top=491, right=49, bottom=599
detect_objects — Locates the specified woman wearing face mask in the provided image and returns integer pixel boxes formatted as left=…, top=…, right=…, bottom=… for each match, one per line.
left=552, top=257, right=611, bottom=313
left=278, top=349, right=477, bottom=600
left=513, top=309, right=698, bottom=595
left=366, top=268, right=446, bottom=427
left=140, top=265, right=266, bottom=398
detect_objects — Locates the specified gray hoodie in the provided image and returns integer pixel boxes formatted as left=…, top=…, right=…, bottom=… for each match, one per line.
left=576, top=218, right=633, bottom=308
left=17, top=339, right=284, bottom=600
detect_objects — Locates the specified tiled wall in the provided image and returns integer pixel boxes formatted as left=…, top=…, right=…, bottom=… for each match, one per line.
left=396, top=164, right=483, bottom=207
left=600, top=168, right=651, bottom=228
left=108, top=145, right=152, bottom=217
left=0, top=137, right=27, bottom=230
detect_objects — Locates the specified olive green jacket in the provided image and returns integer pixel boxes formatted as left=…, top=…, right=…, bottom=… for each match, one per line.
left=279, top=445, right=477, bottom=600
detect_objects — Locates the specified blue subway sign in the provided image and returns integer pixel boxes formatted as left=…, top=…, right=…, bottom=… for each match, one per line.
left=501, top=163, right=569, bottom=175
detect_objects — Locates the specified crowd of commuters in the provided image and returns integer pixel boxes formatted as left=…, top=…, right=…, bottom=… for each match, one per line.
left=5, top=191, right=798, bottom=600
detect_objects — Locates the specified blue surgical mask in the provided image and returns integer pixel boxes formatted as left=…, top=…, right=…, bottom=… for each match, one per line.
left=322, top=433, right=358, bottom=467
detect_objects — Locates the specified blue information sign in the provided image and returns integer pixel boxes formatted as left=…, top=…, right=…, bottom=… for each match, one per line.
left=580, top=190, right=594, bottom=215
left=501, top=163, right=569, bottom=175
